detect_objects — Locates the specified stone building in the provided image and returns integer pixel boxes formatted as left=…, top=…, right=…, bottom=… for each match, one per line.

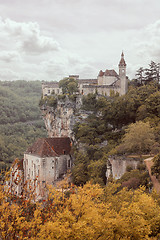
left=42, top=52, right=128, bottom=97
left=42, top=81, right=62, bottom=96
left=23, top=137, right=72, bottom=198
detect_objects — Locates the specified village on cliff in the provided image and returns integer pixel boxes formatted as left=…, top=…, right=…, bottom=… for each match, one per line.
left=9, top=52, right=138, bottom=200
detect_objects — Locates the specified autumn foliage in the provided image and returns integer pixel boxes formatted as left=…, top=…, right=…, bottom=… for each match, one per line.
left=1, top=178, right=160, bottom=240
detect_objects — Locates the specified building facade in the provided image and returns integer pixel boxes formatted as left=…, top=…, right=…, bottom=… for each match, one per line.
left=42, top=52, right=128, bottom=97
left=9, top=137, right=72, bottom=199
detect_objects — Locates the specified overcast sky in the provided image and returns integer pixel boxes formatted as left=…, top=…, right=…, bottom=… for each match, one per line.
left=0, top=0, right=160, bottom=81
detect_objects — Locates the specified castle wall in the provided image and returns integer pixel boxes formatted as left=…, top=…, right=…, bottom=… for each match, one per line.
left=82, top=85, right=121, bottom=96
left=42, top=86, right=62, bottom=97
left=98, top=76, right=118, bottom=85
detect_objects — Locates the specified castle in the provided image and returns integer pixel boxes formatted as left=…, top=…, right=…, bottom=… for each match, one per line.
left=42, top=52, right=128, bottom=97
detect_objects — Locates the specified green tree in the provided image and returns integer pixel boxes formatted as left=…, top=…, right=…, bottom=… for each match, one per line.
left=59, top=77, right=78, bottom=94
left=118, top=121, right=156, bottom=155
left=135, top=67, right=144, bottom=85
left=72, top=152, right=89, bottom=185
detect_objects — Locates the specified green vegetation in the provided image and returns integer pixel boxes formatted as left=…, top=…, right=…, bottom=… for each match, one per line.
left=117, top=121, right=156, bottom=155
left=39, top=95, right=57, bottom=108
left=73, top=82, right=160, bottom=187
left=135, top=61, right=160, bottom=85
left=0, top=80, right=47, bottom=169
left=59, top=77, right=78, bottom=94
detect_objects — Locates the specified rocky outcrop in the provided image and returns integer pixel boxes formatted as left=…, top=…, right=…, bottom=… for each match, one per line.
left=41, top=95, right=90, bottom=141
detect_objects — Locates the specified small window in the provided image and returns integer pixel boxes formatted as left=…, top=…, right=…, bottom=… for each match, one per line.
left=42, top=159, right=46, bottom=167
left=68, top=159, right=71, bottom=168
left=48, top=89, right=50, bottom=94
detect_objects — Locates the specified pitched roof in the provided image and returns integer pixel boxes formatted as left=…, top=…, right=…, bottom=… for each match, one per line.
left=98, top=69, right=118, bottom=77
left=119, top=52, right=126, bottom=67
left=26, top=137, right=71, bottom=157
left=42, top=82, right=59, bottom=88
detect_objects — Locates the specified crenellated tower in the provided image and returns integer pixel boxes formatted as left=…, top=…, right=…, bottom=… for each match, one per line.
left=119, top=52, right=128, bottom=95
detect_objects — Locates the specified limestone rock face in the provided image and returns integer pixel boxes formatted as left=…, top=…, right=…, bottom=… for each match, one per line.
left=41, top=96, right=89, bottom=140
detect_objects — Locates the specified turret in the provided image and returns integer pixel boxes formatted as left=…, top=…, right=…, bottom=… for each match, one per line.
left=118, top=52, right=127, bottom=95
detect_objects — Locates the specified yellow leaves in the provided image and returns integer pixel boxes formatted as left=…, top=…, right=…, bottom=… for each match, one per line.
left=1, top=181, right=160, bottom=239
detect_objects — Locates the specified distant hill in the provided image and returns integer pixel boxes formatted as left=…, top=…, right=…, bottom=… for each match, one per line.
left=0, top=80, right=47, bottom=169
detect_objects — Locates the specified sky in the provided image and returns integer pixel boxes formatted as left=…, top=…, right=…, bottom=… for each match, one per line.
left=0, top=0, right=160, bottom=81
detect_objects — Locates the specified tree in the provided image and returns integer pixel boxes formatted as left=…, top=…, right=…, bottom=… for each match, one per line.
left=118, top=121, right=156, bottom=155
left=135, top=67, right=144, bottom=85
left=82, top=93, right=97, bottom=111
left=144, top=61, right=159, bottom=84
left=59, top=78, right=78, bottom=94
left=145, top=91, right=160, bottom=117
left=72, top=152, right=89, bottom=185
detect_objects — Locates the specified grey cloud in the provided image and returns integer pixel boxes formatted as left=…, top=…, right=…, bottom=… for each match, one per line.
left=21, top=34, right=60, bottom=54
left=1, top=18, right=60, bottom=54
left=0, top=51, right=21, bottom=63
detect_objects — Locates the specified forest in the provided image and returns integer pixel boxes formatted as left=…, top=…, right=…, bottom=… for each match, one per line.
left=0, top=80, right=47, bottom=169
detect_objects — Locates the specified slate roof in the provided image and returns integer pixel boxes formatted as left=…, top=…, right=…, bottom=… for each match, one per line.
left=26, top=137, right=71, bottom=157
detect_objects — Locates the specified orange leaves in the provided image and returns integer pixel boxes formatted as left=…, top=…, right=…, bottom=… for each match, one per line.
left=1, top=181, right=160, bottom=239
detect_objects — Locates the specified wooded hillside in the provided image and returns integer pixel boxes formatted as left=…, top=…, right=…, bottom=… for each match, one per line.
left=0, top=80, right=47, bottom=169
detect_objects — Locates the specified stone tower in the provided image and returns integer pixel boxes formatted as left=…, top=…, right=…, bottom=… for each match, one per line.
left=119, top=52, right=127, bottom=95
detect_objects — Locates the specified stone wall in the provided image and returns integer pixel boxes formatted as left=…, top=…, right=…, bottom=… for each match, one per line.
left=24, top=153, right=71, bottom=197
left=107, top=156, right=141, bottom=180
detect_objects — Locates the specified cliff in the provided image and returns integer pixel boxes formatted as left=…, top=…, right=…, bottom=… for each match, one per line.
left=41, top=95, right=91, bottom=141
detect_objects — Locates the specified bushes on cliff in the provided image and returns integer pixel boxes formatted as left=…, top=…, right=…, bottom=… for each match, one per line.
left=39, top=96, right=57, bottom=108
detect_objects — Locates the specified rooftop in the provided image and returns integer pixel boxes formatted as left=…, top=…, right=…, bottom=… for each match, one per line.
left=98, top=69, right=119, bottom=77
left=26, top=137, right=71, bottom=157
